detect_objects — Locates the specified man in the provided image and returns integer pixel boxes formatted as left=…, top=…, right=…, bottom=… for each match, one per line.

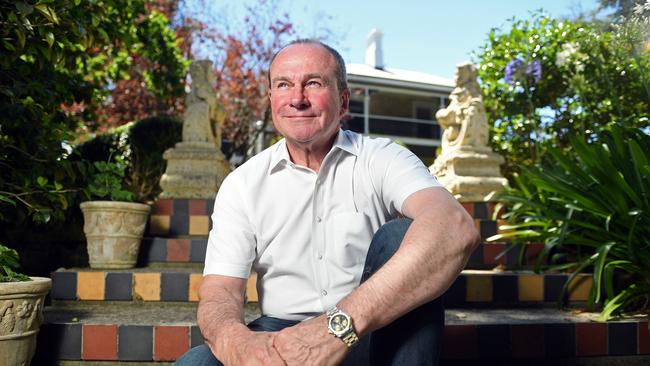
left=175, top=40, right=479, bottom=366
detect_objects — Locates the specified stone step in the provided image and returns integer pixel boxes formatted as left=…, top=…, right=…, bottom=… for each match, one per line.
left=35, top=303, right=650, bottom=363
left=50, top=267, right=591, bottom=307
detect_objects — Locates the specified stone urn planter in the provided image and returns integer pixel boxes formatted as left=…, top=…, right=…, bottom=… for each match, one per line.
left=80, top=201, right=151, bottom=269
left=0, top=277, right=51, bottom=366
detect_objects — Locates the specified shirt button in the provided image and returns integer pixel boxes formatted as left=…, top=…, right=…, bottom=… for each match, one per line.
left=321, top=290, right=328, bottom=296
left=316, top=216, right=322, bottom=223
left=316, top=179, right=321, bottom=185
left=317, top=253, right=323, bottom=260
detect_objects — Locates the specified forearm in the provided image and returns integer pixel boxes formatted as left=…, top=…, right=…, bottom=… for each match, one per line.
left=197, top=275, right=248, bottom=357
left=339, top=194, right=479, bottom=335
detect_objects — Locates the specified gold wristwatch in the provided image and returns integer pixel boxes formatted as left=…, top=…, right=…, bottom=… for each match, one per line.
left=326, top=307, right=359, bottom=347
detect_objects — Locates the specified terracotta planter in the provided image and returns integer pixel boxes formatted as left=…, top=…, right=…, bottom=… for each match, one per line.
left=0, top=277, right=51, bottom=366
left=80, top=201, right=151, bottom=269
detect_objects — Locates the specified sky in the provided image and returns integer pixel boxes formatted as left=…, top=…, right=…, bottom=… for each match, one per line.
left=204, top=0, right=604, bottom=80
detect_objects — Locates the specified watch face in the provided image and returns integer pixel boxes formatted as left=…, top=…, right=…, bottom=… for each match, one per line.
left=329, top=313, right=349, bottom=333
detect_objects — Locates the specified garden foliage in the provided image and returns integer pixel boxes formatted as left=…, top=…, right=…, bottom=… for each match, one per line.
left=475, top=11, right=649, bottom=178
left=481, top=6, right=650, bottom=319
left=0, top=243, right=29, bottom=282
left=75, top=116, right=182, bottom=203
left=490, top=127, right=649, bottom=320
left=0, top=1, right=186, bottom=227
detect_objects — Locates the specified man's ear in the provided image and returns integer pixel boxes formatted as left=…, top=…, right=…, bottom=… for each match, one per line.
left=339, top=88, right=351, bottom=116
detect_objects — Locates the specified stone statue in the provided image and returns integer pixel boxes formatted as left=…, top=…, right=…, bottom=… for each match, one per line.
left=436, top=63, right=489, bottom=151
left=159, top=60, right=231, bottom=199
left=182, top=60, right=224, bottom=148
left=430, top=62, right=507, bottom=202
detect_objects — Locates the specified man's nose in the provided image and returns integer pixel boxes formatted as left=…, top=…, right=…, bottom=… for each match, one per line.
left=290, top=86, right=309, bottom=109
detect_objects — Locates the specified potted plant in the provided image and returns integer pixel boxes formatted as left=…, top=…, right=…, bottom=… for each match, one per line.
left=0, top=243, right=51, bottom=366
left=80, top=158, right=151, bottom=269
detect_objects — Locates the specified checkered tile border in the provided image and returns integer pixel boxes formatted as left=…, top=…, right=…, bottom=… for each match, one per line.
left=51, top=270, right=591, bottom=306
left=35, top=320, right=650, bottom=361
left=35, top=323, right=204, bottom=362
left=443, top=321, right=650, bottom=359
left=50, top=271, right=203, bottom=302
left=443, top=271, right=593, bottom=306
left=140, top=238, right=207, bottom=263
left=467, top=242, right=544, bottom=269
left=152, top=199, right=215, bottom=216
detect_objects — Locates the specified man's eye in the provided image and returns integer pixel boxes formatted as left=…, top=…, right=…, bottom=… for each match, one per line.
left=275, top=82, right=289, bottom=89
left=306, top=80, right=322, bottom=88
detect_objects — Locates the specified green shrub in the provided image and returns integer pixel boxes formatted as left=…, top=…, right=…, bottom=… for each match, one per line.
left=490, top=126, right=650, bottom=320
left=73, top=115, right=182, bottom=202
left=474, top=12, right=650, bottom=180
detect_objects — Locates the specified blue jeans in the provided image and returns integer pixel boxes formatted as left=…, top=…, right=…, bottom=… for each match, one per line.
left=175, top=218, right=444, bottom=365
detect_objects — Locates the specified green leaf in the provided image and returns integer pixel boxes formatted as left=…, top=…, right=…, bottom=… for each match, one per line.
left=34, top=4, right=59, bottom=25
left=15, top=2, right=33, bottom=15
left=36, top=176, right=48, bottom=187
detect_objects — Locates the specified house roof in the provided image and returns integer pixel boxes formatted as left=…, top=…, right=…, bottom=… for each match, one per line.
left=346, top=63, right=455, bottom=93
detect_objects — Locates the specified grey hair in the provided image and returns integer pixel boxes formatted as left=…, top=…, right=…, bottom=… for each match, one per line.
left=268, top=39, right=348, bottom=91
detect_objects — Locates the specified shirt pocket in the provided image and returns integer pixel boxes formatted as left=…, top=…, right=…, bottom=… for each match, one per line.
left=327, top=212, right=374, bottom=271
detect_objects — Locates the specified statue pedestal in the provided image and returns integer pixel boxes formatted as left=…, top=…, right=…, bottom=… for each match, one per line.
left=430, top=146, right=507, bottom=202
left=159, top=142, right=230, bottom=199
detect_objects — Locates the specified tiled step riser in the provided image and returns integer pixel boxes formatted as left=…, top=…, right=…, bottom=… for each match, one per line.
left=140, top=237, right=542, bottom=270
left=140, top=238, right=207, bottom=264
left=145, top=200, right=506, bottom=240
left=444, top=321, right=650, bottom=359
left=36, top=320, right=650, bottom=362
left=148, top=199, right=213, bottom=237
left=467, top=242, right=543, bottom=269
left=445, top=273, right=593, bottom=307
left=35, top=323, right=203, bottom=363
left=51, top=270, right=591, bottom=306
left=51, top=271, right=202, bottom=302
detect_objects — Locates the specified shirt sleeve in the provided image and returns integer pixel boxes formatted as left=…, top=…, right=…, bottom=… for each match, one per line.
left=203, top=172, right=256, bottom=278
left=367, top=139, right=442, bottom=215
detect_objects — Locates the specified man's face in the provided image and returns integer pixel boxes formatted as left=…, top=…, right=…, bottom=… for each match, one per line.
left=269, top=43, right=350, bottom=148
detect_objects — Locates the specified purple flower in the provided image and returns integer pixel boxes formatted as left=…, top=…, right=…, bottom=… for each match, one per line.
left=505, top=58, right=524, bottom=85
left=526, top=60, right=542, bottom=82
left=504, top=58, right=542, bottom=85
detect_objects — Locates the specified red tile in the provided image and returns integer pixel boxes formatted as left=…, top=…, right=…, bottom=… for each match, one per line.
left=461, top=202, right=474, bottom=217
left=154, top=199, right=173, bottom=215
left=167, top=239, right=191, bottom=262
left=83, top=324, right=117, bottom=360
left=154, top=326, right=189, bottom=361
left=442, top=325, right=478, bottom=359
left=576, top=323, right=608, bottom=356
left=640, top=322, right=650, bottom=354
left=189, top=199, right=207, bottom=215
left=511, top=324, right=545, bottom=358
left=483, top=243, right=506, bottom=265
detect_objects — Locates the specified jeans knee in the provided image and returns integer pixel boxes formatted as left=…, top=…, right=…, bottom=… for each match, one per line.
left=363, top=218, right=413, bottom=280
left=173, top=344, right=221, bottom=366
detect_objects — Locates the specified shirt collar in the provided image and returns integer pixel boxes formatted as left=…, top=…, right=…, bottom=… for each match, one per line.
left=269, top=129, right=359, bottom=173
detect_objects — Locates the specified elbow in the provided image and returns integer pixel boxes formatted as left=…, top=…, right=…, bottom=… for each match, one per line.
left=456, top=209, right=481, bottom=256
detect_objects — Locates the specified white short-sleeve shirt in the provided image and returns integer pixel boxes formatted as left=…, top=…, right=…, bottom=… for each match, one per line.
left=204, top=129, right=441, bottom=320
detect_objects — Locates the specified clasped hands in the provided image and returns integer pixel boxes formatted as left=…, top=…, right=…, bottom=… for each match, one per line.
left=222, top=315, right=349, bottom=366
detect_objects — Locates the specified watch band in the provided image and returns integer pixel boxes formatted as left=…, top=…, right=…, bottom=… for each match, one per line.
left=341, top=331, right=359, bottom=347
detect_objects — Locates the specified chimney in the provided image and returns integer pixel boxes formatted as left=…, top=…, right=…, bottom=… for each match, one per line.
left=365, top=28, right=384, bottom=69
